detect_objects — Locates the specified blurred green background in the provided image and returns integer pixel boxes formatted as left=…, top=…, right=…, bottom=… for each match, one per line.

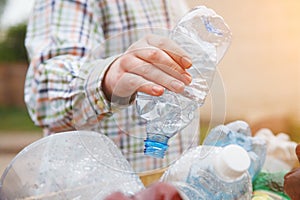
left=0, top=0, right=40, bottom=175
left=0, top=0, right=40, bottom=132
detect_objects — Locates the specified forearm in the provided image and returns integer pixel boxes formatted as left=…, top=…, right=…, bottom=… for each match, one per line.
left=25, top=55, right=117, bottom=134
left=24, top=0, right=108, bottom=133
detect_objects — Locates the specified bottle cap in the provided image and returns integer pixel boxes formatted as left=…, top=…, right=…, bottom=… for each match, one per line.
left=214, top=144, right=250, bottom=180
left=144, top=139, right=169, bottom=159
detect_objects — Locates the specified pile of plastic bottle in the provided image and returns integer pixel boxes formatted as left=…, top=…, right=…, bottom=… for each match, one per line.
left=0, top=121, right=298, bottom=200
left=160, top=120, right=298, bottom=200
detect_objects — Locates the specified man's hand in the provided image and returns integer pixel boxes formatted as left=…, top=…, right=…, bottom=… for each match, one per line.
left=104, top=182, right=183, bottom=200
left=102, top=34, right=192, bottom=102
left=284, top=144, right=300, bottom=200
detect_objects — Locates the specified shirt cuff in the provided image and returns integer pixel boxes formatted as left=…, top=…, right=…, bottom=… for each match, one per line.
left=84, top=55, right=136, bottom=114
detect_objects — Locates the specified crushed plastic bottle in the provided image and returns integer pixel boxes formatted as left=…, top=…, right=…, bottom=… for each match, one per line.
left=203, top=120, right=267, bottom=180
left=161, top=144, right=252, bottom=200
left=0, top=131, right=144, bottom=200
left=255, top=128, right=298, bottom=173
left=136, top=6, right=232, bottom=158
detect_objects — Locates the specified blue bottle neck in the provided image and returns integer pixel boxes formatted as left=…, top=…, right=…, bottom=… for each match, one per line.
left=144, top=134, right=169, bottom=159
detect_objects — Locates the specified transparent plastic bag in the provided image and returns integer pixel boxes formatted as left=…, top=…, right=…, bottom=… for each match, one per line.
left=0, top=131, right=144, bottom=200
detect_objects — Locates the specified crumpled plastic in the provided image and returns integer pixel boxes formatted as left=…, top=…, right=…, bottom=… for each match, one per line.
left=255, top=128, right=298, bottom=172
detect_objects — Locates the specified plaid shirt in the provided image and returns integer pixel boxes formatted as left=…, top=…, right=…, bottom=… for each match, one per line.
left=25, top=0, right=199, bottom=172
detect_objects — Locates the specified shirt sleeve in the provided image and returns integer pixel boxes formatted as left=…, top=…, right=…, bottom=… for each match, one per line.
left=24, top=0, right=121, bottom=133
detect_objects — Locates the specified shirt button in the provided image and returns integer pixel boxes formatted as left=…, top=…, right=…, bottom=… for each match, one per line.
left=97, top=100, right=104, bottom=109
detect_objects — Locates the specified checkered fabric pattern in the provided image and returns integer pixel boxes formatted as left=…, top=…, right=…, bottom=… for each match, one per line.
left=25, top=0, right=199, bottom=172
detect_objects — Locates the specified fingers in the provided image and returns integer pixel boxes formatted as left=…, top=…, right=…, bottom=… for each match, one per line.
left=118, top=55, right=189, bottom=93
left=138, top=84, right=165, bottom=96
left=128, top=47, right=192, bottom=85
left=111, top=68, right=184, bottom=98
left=128, top=34, right=192, bottom=70
left=133, top=182, right=183, bottom=200
left=284, top=168, right=300, bottom=199
left=103, top=34, right=193, bottom=101
left=111, top=72, right=164, bottom=98
left=145, top=34, right=192, bottom=69
left=104, top=183, right=183, bottom=200
left=104, top=192, right=131, bottom=200
left=103, top=55, right=166, bottom=100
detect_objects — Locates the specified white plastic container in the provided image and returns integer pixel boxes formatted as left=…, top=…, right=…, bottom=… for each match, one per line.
left=161, top=144, right=252, bottom=200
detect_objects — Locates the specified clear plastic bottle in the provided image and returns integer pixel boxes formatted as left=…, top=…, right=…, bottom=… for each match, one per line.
left=161, top=144, right=252, bottom=200
left=203, top=120, right=267, bottom=181
left=0, top=131, right=144, bottom=200
left=136, top=6, right=232, bottom=158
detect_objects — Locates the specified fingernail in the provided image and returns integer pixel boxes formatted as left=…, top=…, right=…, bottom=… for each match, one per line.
left=181, top=56, right=192, bottom=68
left=182, top=73, right=192, bottom=84
left=152, top=85, right=164, bottom=95
left=171, top=80, right=185, bottom=92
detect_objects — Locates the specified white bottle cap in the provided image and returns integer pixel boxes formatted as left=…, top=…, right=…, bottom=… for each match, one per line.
left=214, top=144, right=250, bottom=180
